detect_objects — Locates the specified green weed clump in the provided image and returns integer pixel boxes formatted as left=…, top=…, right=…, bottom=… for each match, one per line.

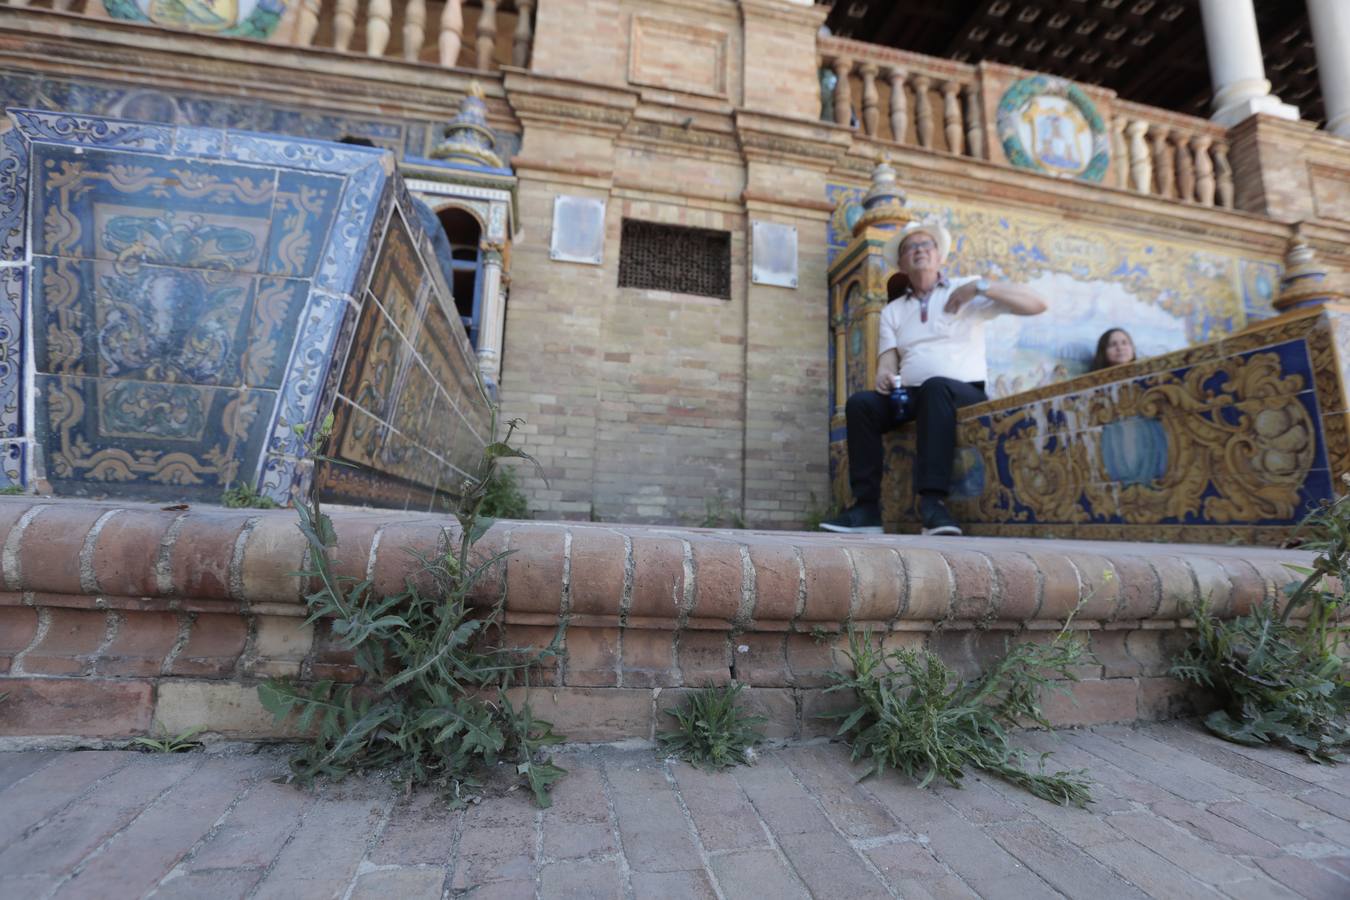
left=658, top=683, right=766, bottom=770
left=699, top=494, right=745, bottom=529
left=221, top=482, right=279, bottom=509
left=133, top=726, right=204, bottom=753
left=1171, top=492, right=1350, bottom=763
left=826, top=628, right=1093, bottom=807
left=479, top=466, right=531, bottom=519
left=259, top=414, right=567, bottom=807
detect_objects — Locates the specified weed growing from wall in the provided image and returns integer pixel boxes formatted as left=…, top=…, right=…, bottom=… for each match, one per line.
left=259, top=414, right=567, bottom=806
left=658, top=682, right=766, bottom=770
left=826, top=625, right=1093, bottom=806
left=221, top=482, right=279, bottom=509
left=1172, top=491, right=1350, bottom=762
left=479, top=466, right=531, bottom=519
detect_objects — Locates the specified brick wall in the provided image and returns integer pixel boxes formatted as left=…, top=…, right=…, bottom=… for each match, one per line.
left=0, top=498, right=1315, bottom=742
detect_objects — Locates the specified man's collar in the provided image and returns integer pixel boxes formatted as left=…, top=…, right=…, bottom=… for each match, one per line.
left=903, top=271, right=948, bottom=299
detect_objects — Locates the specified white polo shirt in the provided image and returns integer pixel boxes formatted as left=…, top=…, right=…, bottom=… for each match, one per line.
left=878, top=274, right=1001, bottom=387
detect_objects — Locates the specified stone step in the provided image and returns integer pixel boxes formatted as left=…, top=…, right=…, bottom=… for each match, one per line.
left=0, top=498, right=1317, bottom=743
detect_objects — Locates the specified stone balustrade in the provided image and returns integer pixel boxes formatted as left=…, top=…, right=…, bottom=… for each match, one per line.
left=0, top=0, right=532, bottom=70
left=820, top=36, right=1234, bottom=210
left=821, top=37, right=985, bottom=160
left=1112, top=100, right=1234, bottom=208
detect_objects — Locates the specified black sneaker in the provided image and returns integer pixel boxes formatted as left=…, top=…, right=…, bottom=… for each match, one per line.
left=919, top=495, right=962, bottom=536
left=819, top=503, right=883, bottom=534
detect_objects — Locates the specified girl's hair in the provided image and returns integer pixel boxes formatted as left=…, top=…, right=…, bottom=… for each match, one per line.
left=1091, top=328, right=1135, bottom=371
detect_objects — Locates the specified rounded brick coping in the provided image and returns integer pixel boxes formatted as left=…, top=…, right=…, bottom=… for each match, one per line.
left=0, top=498, right=1315, bottom=629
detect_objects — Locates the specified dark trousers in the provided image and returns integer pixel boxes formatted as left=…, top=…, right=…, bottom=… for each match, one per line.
left=844, top=376, right=987, bottom=505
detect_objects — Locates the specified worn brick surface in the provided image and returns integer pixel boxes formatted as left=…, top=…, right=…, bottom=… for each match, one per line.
left=90, top=508, right=178, bottom=597
left=3, top=727, right=1350, bottom=898
left=0, top=678, right=152, bottom=737
left=689, top=539, right=744, bottom=623
left=20, top=607, right=107, bottom=675
left=15, top=505, right=107, bottom=595
left=168, top=512, right=249, bottom=602
left=97, top=610, right=180, bottom=676
left=0, top=605, right=37, bottom=671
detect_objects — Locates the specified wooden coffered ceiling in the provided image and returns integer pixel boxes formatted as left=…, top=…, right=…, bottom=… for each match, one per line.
left=822, top=0, right=1325, bottom=127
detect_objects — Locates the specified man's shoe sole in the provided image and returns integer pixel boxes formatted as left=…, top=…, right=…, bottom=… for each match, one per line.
left=819, top=523, right=884, bottom=534
left=921, top=524, right=962, bottom=536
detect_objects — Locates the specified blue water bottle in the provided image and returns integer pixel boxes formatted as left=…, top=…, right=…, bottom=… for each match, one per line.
left=891, top=380, right=915, bottom=423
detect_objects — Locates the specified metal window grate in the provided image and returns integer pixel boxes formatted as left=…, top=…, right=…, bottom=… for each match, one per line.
left=618, top=219, right=732, bottom=300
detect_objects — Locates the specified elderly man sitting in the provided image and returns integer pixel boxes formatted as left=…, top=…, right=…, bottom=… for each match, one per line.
left=821, top=220, right=1048, bottom=536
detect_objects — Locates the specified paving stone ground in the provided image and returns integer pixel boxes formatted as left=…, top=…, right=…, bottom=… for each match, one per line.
left=3, top=722, right=1350, bottom=899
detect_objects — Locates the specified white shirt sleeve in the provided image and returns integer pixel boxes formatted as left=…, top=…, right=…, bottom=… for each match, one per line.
left=877, top=302, right=898, bottom=356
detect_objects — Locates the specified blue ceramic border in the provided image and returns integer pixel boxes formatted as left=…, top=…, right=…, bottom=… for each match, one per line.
left=10, top=108, right=173, bottom=153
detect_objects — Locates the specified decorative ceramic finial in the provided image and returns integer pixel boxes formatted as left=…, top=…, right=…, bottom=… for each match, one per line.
left=430, top=84, right=504, bottom=167
left=852, top=157, right=913, bottom=235
left=1274, top=226, right=1348, bottom=313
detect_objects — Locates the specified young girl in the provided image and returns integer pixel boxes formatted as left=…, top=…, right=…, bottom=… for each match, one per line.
left=1091, top=328, right=1136, bottom=371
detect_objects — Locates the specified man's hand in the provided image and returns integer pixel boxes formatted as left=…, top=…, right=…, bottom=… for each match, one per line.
left=874, top=369, right=896, bottom=393
left=944, top=281, right=982, bottom=315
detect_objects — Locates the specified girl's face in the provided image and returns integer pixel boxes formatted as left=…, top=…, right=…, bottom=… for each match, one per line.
left=1105, top=330, right=1135, bottom=366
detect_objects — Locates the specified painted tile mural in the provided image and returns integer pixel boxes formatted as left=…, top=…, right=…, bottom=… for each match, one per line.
left=852, top=308, right=1350, bottom=545
left=316, top=199, right=493, bottom=509
left=0, top=68, right=522, bottom=163
left=5, top=107, right=406, bottom=501
left=825, top=182, right=1283, bottom=400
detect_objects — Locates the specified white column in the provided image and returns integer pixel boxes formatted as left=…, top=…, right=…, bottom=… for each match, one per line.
left=476, top=248, right=506, bottom=391
left=1197, top=0, right=1298, bottom=127
left=1308, top=0, right=1350, bottom=138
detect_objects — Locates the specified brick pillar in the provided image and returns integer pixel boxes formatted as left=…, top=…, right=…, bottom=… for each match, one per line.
left=499, top=72, right=637, bottom=520
left=739, top=0, right=828, bottom=119
left=1226, top=115, right=1320, bottom=221
left=737, top=111, right=851, bottom=527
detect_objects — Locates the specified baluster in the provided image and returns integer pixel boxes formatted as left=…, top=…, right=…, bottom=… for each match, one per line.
left=476, top=0, right=498, bottom=70
left=1174, top=129, right=1196, bottom=202
left=912, top=74, right=933, bottom=149
left=1111, top=117, right=1128, bottom=189
left=941, top=81, right=963, bottom=155
left=1126, top=120, right=1151, bottom=194
left=1149, top=126, right=1173, bottom=198
left=886, top=67, right=907, bottom=143
left=832, top=58, right=853, bottom=128
left=294, top=0, right=321, bottom=46
left=334, top=0, right=357, bottom=51
left=963, top=84, right=984, bottom=158
left=859, top=64, right=880, bottom=137
left=1192, top=135, right=1215, bottom=207
left=8, top=0, right=32, bottom=7
left=51, top=0, right=74, bottom=9
left=367, top=0, right=392, bottom=56
left=439, top=0, right=464, bottom=67
left=402, top=0, right=426, bottom=60
left=512, top=0, right=535, bottom=68
left=1214, top=140, right=1234, bottom=209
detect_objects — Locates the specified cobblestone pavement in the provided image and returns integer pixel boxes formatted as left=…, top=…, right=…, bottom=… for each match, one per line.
left=3, top=723, right=1350, bottom=899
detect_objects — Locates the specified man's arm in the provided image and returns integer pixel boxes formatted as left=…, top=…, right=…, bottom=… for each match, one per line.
left=874, top=348, right=899, bottom=393
left=985, top=282, right=1048, bottom=316
left=945, top=280, right=1048, bottom=316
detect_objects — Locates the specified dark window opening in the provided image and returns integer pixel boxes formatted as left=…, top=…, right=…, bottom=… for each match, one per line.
left=618, top=219, right=732, bottom=300
left=438, top=206, right=484, bottom=341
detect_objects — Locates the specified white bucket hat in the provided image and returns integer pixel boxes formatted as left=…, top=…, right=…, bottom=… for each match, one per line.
left=883, top=219, right=952, bottom=269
